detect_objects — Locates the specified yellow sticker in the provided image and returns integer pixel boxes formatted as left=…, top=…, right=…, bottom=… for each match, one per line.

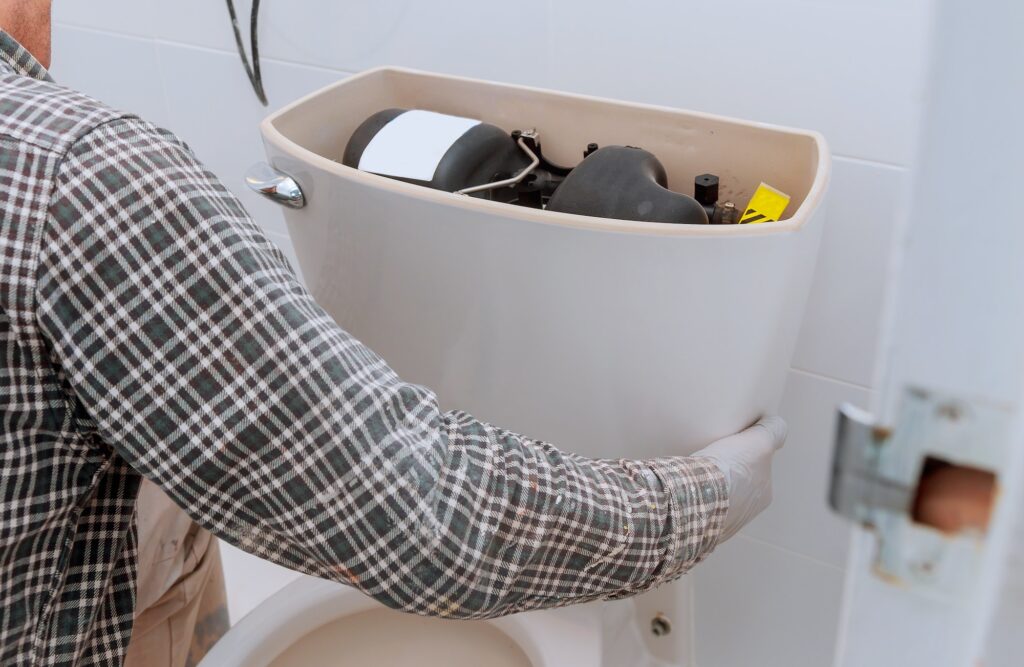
left=740, top=182, right=791, bottom=224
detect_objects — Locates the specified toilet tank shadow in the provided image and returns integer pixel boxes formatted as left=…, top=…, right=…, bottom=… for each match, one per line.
left=259, top=67, right=830, bottom=457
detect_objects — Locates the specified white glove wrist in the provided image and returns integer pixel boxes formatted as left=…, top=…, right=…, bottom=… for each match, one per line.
left=692, top=417, right=787, bottom=543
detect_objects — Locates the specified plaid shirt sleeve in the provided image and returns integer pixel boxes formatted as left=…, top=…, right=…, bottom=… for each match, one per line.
left=35, top=117, right=729, bottom=618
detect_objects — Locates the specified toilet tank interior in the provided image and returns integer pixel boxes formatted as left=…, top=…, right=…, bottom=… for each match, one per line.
left=269, top=67, right=822, bottom=223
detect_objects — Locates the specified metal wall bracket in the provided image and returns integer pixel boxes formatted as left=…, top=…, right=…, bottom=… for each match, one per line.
left=829, top=387, right=1012, bottom=595
left=830, top=403, right=913, bottom=525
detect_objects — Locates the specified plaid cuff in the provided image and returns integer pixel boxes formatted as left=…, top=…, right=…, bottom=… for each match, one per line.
left=647, top=456, right=729, bottom=582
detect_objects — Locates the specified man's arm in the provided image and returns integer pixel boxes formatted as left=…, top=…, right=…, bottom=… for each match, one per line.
left=37, top=117, right=729, bottom=618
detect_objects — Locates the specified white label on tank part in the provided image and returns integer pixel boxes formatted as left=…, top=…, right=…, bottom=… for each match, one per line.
left=357, top=110, right=481, bottom=181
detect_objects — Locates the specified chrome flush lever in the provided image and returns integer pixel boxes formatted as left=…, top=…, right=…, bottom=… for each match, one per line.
left=245, top=163, right=305, bottom=209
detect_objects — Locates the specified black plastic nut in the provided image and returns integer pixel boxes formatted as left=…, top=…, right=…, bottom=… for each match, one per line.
left=694, top=173, right=720, bottom=206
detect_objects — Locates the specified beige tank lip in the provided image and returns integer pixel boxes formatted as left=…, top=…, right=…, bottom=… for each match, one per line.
left=261, top=66, right=831, bottom=239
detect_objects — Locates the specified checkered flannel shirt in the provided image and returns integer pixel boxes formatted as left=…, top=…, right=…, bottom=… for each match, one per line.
left=0, top=31, right=728, bottom=666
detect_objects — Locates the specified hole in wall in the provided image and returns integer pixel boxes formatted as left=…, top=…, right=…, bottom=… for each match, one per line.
left=911, top=456, right=997, bottom=536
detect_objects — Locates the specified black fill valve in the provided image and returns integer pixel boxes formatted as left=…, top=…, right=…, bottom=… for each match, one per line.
left=343, top=108, right=738, bottom=225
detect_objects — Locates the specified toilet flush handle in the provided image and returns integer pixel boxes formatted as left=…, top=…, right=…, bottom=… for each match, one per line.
left=245, top=162, right=306, bottom=209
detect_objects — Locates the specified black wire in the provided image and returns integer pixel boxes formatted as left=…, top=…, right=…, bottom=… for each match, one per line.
left=226, top=0, right=268, bottom=106
left=250, top=0, right=265, bottom=103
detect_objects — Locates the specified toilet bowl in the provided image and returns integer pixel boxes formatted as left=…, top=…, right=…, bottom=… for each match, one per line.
left=198, top=575, right=603, bottom=667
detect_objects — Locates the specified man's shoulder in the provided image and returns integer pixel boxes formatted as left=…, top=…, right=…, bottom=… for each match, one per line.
left=0, top=70, right=144, bottom=156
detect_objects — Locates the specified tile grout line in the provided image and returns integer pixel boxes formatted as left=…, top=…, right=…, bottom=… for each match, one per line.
left=147, top=39, right=354, bottom=77
left=831, top=154, right=907, bottom=171
left=53, top=20, right=153, bottom=42
left=788, top=366, right=873, bottom=393
left=736, top=532, right=848, bottom=573
left=54, top=21, right=352, bottom=75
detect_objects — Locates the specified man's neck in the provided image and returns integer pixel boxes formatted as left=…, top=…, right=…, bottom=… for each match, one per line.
left=0, top=1, right=52, bottom=70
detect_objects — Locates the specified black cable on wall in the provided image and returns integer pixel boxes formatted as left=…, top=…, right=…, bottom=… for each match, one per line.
left=226, top=0, right=268, bottom=105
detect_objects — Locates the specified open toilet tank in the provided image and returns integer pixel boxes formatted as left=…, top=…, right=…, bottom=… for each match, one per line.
left=241, top=67, right=830, bottom=665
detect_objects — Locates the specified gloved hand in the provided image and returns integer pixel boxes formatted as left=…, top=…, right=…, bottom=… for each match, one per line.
left=693, top=417, right=788, bottom=542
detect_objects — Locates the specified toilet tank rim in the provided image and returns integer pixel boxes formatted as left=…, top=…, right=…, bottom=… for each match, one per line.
left=260, top=66, right=831, bottom=239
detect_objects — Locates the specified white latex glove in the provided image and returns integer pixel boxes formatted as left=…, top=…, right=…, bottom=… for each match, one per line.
left=693, top=416, right=788, bottom=542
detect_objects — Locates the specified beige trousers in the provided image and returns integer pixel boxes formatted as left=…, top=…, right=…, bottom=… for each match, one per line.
left=125, top=480, right=230, bottom=667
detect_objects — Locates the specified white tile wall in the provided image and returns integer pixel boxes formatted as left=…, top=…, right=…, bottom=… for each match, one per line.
left=694, top=535, right=845, bottom=667
left=548, top=0, right=931, bottom=166
left=150, top=0, right=553, bottom=88
left=792, top=158, right=907, bottom=389
left=744, top=370, right=868, bottom=568
left=47, top=0, right=931, bottom=657
left=50, top=0, right=156, bottom=36
left=50, top=26, right=170, bottom=127
left=57, top=0, right=934, bottom=164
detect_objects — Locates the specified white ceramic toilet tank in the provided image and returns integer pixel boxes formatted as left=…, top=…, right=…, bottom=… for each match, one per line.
left=261, top=67, right=829, bottom=457
left=206, top=67, right=830, bottom=666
